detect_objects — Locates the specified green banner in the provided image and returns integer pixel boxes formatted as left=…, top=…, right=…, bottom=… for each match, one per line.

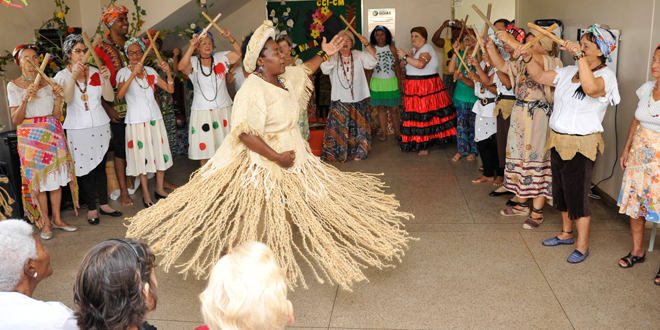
left=266, top=0, right=362, bottom=61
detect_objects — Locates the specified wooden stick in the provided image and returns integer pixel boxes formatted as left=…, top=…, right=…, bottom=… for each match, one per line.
left=200, top=12, right=222, bottom=39
left=339, top=15, right=361, bottom=37
left=471, top=5, right=498, bottom=33
left=145, top=31, right=163, bottom=63
left=338, top=16, right=355, bottom=39
left=520, top=23, right=558, bottom=51
left=81, top=32, right=103, bottom=69
left=28, top=55, right=50, bottom=102
left=527, top=22, right=579, bottom=52
left=457, top=15, right=469, bottom=40
left=139, top=31, right=160, bottom=64
left=452, top=46, right=474, bottom=82
left=472, top=7, right=491, bottom=58
left=25, top=57, right=64, bottom=97
left=201, top=11, right=225, bottom=35
left=487, top=3, right=492, bottom=19
left=292, top=55, right=299, bottom=66
left=78, top=36, right=102, bottom=70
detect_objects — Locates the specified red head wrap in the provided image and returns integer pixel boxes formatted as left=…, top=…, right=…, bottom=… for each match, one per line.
left=12, top=44, right=38, bottom=66
left=506, top=25, right=526, bottom=43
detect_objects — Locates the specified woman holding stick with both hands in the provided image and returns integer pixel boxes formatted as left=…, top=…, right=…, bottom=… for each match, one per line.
left=53, top=34, right=123, bottom=226
left=116, top=38, right=174, bottom=208
left=178, top=28, right=242, bottom=167
left=486, top=26, right=561, bottom=230
left=522, top=24, right=620, bottom=263
left=8, top=45, right=78, bottom=239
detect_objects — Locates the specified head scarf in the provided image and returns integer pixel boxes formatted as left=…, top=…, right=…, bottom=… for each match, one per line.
left=243, top=20, right=276, bottom=73
left=374, top=26, right=387, bottom=34
left=506, top=25, right=526, bottom=43
left=586, top=24, right=616, bottom=62
left=489, top=34, right=510, bottom=61
left=193, top=28, right=215, bottom=46
left=62, top=34, right=85, bottom=62
left=12, top=44, right=38, bottom=66
left=103, top=6, right=129, bottom=28
left=124, top=37, right=146, bottom=57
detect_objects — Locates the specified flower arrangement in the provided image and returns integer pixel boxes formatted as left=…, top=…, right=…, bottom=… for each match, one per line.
left=309, top=6, right=332, bottom=39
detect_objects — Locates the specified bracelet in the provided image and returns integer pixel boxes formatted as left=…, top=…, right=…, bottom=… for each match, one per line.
left=229, top=38, right=236, bottom=44
left=317, top=50, right=329, bottom=62
left=523, top=56, right=532, bottom=64
left=573, top=52, right=585, bottom=60
left=167, top=80, right=174, bottom=85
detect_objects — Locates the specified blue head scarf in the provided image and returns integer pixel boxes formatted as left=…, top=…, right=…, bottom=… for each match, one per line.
left=124, top=37, right=146, bottom=57
left=586, top=24, right=616, bottom=62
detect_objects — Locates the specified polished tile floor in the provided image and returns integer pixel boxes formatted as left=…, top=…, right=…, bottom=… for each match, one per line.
left=35, top=139, right=660, bottom=330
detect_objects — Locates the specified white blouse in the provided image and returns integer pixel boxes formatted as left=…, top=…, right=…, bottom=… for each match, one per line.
left=53, top=67, right=111, bottom=130
left=472, top=63, right=497, bottom=142
left=550, top=65, right=620, bottom=135
left=493, top=68, right=514, bottom=97
left=116, top=66, right=162, bottom=124
left=405, top=43, right=439, bottom=76
left=190, top=51, right=233, bottom=110
left=321, top=50, right=377, bottom=103
left=7, top=83, right=54, bottom=118
left=635, top=81, right=660, bottom=132
left=0, top=292, right=79, bottom=330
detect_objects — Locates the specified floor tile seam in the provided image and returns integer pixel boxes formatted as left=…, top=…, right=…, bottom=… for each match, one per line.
left=147, top=318, right=202, bottom=323
left=327, top=284, right=340, bottom=328
left=517, top=231, right=576, bottom=330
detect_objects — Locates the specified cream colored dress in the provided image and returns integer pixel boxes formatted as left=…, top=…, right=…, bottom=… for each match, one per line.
left=126, top=65, right=414, bottom=290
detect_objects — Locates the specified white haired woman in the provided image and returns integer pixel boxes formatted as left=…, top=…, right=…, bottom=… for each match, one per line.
left=0, top=219, right=78, bottom=329
left=53, top=33, right=122, bottom=226
left=195, top=242, right=294, bottom=330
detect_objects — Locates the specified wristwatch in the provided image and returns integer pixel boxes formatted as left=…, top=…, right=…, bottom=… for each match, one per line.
left=573, top=52, right=586, bottom=60
left=403, top=55, right=408, bottom=61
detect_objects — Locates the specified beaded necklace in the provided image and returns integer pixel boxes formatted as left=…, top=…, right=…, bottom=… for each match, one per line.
left=196, top=55, right=218, bottom=102
left=73, top=70, right=90, bottom=111
left=573, top=63, right=606, bottom=81
left=648, top=83, right=660, bottom=118
left=129, top=65, right=151, bottom=91
left=21, top=74, right=35, bottom=82
left=337, top=52, right=355, bottom=99
left=253, top=71, right=288, bottom=91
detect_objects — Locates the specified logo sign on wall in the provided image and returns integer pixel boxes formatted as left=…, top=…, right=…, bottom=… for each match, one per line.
left=367, top=8, right=395, bottom=45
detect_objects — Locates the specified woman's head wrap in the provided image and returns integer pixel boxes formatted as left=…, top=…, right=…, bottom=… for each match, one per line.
left=342, top=30, right=355, bottom=44
left=103, top=6, right=129, bottom=28
left=489, top=34, right=510, bottom=61
left=586, top=24, right=616, bottom=62
left=124, top=37, right=146, bottom=57
left=194, top=28, right=215, bottom=47
left=506, top=25, right=526, bottom=43
left=12, top=44, right=38, bottom=66
left=243, top=20, right=276, bottom=73
left=62, top=34, right=85, bottom=62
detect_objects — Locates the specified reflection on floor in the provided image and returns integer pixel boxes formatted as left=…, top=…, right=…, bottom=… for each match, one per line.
left=35, top=138, right=659, bottom=330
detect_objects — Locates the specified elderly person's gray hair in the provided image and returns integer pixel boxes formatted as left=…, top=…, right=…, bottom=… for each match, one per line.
left=276, top=34, right=293, bottom=47
left=0, top=220, right=37, bottom=291
left=62, top=33, right=86, bottom=63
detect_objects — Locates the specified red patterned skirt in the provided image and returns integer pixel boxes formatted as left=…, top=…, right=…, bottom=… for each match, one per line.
left=399, top=74, right=456, bottom=151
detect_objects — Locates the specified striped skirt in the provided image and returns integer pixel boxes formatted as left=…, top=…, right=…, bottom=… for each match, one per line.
left=322, top=99, right=371, bottom=162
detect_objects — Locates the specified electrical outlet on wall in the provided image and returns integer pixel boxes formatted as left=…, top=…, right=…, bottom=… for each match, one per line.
left=453, top=0, right=463, bottom=7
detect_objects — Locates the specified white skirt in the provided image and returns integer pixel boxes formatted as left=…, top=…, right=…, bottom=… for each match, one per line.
left=188, top=106, right=231, bottom=160
left=40, top=166, right=72, bottom=192
left=66, top=124, right=111, bottom=177
left=126, top=119, right=173, bottom=176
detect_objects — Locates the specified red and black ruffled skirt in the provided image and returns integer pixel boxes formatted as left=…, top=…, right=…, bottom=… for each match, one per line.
left=399, top=73, right=456, bottom=151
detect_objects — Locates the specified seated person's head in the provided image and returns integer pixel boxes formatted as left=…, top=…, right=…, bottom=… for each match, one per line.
left=74, top=239, right=157, bottom=330
left=0, top=219, right=52, bottom=295
left=200, top=242, right=294, bottom=330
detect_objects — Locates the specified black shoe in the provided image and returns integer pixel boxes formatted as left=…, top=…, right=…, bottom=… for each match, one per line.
left=99, top=209, right=123, bottom=217
left=143, top=199, right=155, bottom=208
left=489, top=190, right=514, bottom=197
left=87, top=218, right=100, bottom=225
left=506, top=199, right=517, bottom=207
left=154, top=192, right=167, bottom=201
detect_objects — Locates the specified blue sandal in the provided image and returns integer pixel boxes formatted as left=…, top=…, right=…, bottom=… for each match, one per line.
left=542, top=230, right=574, bottom=246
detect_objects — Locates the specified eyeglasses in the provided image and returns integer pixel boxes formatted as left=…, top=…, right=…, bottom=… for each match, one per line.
left=127, top=50, right=144, bottom=57
left=71, top=48, right=87, bottom=54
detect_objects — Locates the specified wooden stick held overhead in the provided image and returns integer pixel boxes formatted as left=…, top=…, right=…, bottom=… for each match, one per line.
left=79, top=36, right=101, bottom=67
left=338, top=16, right=355, bottom=38
left=471, top=5, right=498, bottom=33
left=139, top=31, right=160, bottom=64
left=457, top=15, right=469, bottom=40
left=486, top=3, right=492, bottom=19
left=81, top=32, right=103, bottom=68
left=527, top=22, right=579, bottom=53
left=28, top=55, right=50, bottom=102
left=201, top=11, right=226, bottom=35
left=339, top=15, right=361, bottom=37
left=25, top=57, right=64, bottom=97
left=145, top=31, right=163, bottom=63
left=200, top=12, right=222, bottom=38
left=520, top=23, right=558, bottom=51
left=472, top=5, right=491, bottom=58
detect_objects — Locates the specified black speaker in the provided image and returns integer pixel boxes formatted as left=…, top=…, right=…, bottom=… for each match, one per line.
left=0, top=130, right=24, bottom=219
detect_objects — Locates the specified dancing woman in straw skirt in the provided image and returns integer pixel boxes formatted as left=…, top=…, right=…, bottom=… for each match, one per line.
left=126, top=20, right=414, bottom=290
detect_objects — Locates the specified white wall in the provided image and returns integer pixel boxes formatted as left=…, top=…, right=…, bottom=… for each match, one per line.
left=518, top=0, right=659, bottom=200
left=454, top=0, right=515, bottom=24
